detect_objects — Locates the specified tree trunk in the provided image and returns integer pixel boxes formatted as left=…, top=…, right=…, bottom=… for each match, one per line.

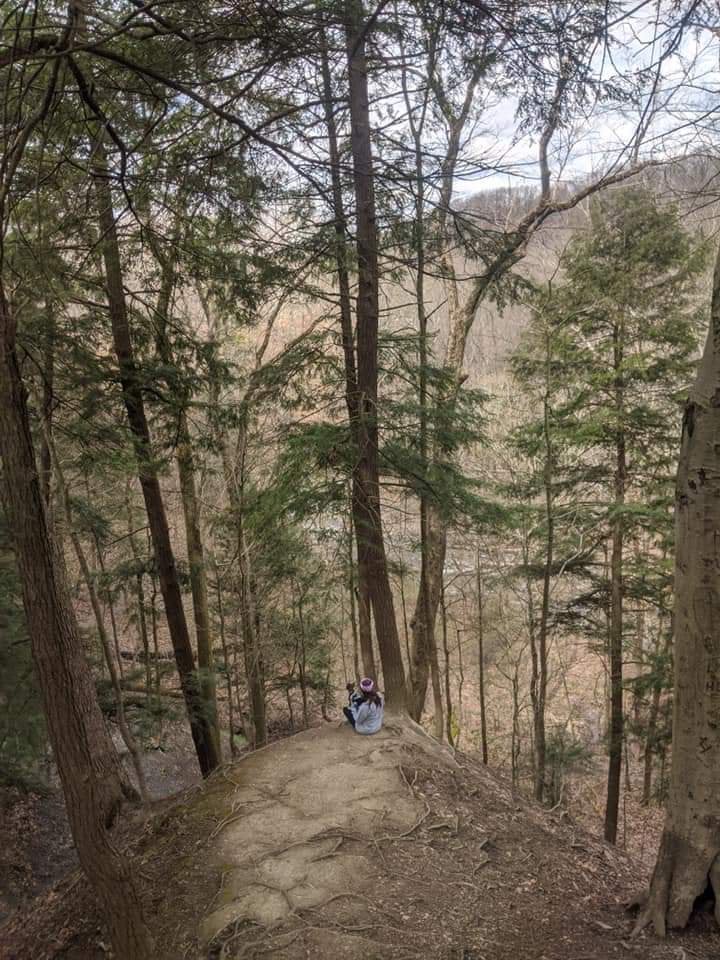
left=214, top=568, right=237, bottom=758
left=39, top=307, right=55, bottom=507
left=634, top=249, right=720, bottom=936
left=149, top=567, right=162, bottom=702
left=440, top=580, right=453, bottom=746
left=91, top=532, right=124, bottom=682
left=510, top=662, right=520, bottom=787
left=476, top=556, right=489, bottom=765
left=409, top=500, right=446, bottom=719
left=356, top=570, right=376, bottom=679
left=404, top=49, right=444, bottom=733
left=320, top=33, right=377, bottom=686
left=344, top=0, right=406, bottom=708
left=642, top=619, right=671, bottom=806
left=125, top=495, right=153, bottom=702
left=345, top=511, right=361, bottom=681
left=153, top=249, right=220, bottom=760
left=94, top=157, right=219, bottom=776
left=295, top=587, right=310, bottom=729
left=238, top=510, right=267, bottom=748
left=406, top=58, right=484, bottom=721
left=219, top=417, right=267, bottom=750
left=398, top=556, right=412, bottom=668
left=605, top=319, right=626, bottom=845
left=456, top=625, right=466, bottom=748
left=533, top=350, right=554, bottom=803
left=0, top=285, right=154, bottom=958
left=429, top=577, right=444, bottom=740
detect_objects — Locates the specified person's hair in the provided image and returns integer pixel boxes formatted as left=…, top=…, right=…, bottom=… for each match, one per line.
left=362, top=690, right=382, bottom=708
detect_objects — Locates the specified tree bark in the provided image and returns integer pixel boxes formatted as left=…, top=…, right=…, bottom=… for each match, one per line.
left=642, top=618, right=671, bottom=806
left=238, top=498, right=267, bottom=747
left=125, top=499, right=153, bottom=703
left=345, top=509, right=361, bottom=681
left=214, top=566, right=238, bottom=758
left=94, top=156, right=219, bottom=776
left=476, top=557, right=489, bottom=764
left=403, top=44, right=445, bottom=732
left=295, top=583, right=310, bottom=729
left=605, top=319, right=626, bottom=844
left=90, top=530, right=124, bottom=682
left=344, top=0, right=407, bottom=707
left=440, top=580, right=453, bottom=746
left=204, top=297, right=268, bottom=751
left=0, top=284, right=154, bottom=958
left=176, top=425, right=220, bottom=752
left=634, top=245, right=720, bottom=935
left=153, top=245, right=220, bottom=759
left=320, top=32, right=378, bottom=686
left=220, top=417, right=267, bottom=749
left=39, top=307, right=55, bottom=507
left=532, top=339, right=554, bottom=802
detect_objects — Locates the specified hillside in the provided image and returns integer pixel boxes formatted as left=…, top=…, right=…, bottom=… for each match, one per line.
left=2, top=722, right=718, bottom=960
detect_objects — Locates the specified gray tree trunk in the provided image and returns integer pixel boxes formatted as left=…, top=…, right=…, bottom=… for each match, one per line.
left=634, top=246, right=720, bottom=935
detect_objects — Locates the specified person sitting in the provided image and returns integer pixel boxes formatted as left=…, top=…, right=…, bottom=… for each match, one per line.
left=343, top=677, right=384, bottom=735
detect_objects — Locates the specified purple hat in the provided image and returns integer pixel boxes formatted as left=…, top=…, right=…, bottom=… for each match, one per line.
left=360, top=677, right=375, bottom=693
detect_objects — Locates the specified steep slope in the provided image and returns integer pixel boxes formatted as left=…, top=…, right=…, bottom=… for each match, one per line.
left=2, top=721, right=718, bottom=960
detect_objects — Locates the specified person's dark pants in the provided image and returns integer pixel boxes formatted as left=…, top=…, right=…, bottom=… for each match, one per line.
left=343, top=706, right=356, bottom=728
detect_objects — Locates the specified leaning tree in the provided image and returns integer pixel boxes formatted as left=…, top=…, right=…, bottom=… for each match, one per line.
left=635, top=238, right=720, bottom=935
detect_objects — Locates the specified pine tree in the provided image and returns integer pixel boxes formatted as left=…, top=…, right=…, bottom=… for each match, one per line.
left=510, top=187, right=706, bottom=834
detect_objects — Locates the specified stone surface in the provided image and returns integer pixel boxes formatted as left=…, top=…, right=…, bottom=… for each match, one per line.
left=200, top=723, right=425, bottom=943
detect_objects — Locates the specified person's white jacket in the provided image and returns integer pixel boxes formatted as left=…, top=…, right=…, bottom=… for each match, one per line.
left=352, top=697, right=383, bottom=735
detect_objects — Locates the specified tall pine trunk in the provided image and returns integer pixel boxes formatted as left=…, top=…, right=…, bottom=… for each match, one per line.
left=218, top=416, right=267, bottom=749
left=344, top=0, right=406, bottom=707
left=440, top=580, right=453, bottom=745
left=153, top=246, right=220, bottom=757
left=39, top=307, right=55, bottom=506
left=203, top=301, right=267, bottom=749
left=605, top=319, right=626, bottom=844
left=476, top=557, right=488, bottom=764
left=94, top=156, right=220, bottom=776
left=345, top=505, right=363, bottom=680
left=634, top=246, right=720, bottom=935
left=320, top=32, right=377, bottom=685
left=176, top=423, right=220, bottom=754
left=238, top=511, right=267, bottom=747
left=532, top=340, right=554, bottom=802
left=0, top=284, right=154, bottom=958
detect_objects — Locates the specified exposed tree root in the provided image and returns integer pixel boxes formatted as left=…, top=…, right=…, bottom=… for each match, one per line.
left=632, top=833, right=720, bottom=938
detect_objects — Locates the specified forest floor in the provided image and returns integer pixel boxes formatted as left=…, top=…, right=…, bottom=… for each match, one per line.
left=2, top=720, right=719, bottom=960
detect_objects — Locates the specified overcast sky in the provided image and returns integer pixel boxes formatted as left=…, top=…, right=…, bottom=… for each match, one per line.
left=454, top=5, right=720, bottom=196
